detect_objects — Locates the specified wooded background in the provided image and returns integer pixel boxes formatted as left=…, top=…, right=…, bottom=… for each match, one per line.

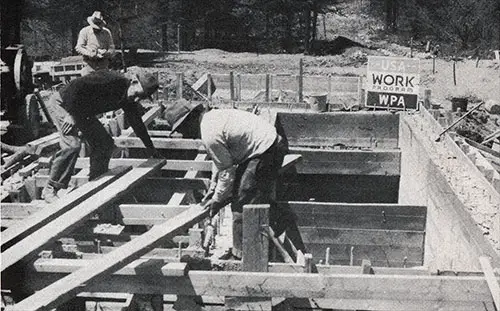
left=4, top=0, right=500, bottom=60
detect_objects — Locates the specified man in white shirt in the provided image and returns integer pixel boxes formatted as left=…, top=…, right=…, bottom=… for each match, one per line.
left=75, top=11, right=115, bottom=76
left=164, top=101, right=300, bottom=259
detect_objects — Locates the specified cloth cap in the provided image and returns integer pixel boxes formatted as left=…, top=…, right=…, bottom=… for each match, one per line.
left=87, top=11, right=106, bottom=29
left=137, top=73, right=159, bottom=101
left=163, top=100, right=204, bottom=134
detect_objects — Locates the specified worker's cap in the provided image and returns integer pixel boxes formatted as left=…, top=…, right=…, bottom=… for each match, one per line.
left=163, top=100, right=204, bottom=134
left=87, top=11, right=106, bottom=29
left=137, top=73, right=160, bottom=101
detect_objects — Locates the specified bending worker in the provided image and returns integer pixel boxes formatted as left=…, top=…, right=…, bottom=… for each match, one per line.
left=163, top=101, right=304, bottom=260
left=42, top=70, right=161, bottom=203
left=75, top=11, right=115, bottom=75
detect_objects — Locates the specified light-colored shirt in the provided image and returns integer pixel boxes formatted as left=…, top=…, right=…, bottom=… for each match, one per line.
left=75, top=25, right=115, bottom=72
left=200, top=109, right=277, bottom=202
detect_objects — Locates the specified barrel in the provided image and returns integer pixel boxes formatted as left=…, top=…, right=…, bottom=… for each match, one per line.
left=308, top=93, right=328, bottom=112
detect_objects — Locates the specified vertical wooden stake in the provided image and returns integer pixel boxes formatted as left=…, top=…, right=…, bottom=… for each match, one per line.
left=236, top=73, right=241, bottom=101
left=432, top=57, right=436, bottom=74
left=229, top=71, right=235, bottom=101
left=242, top=204, right=269, bottom=272
left=424, top=89, right=432, bottom=109
left=325, top=247, right=330, bottom=265
left=154, top=71, right=159, bottom=101
left=350, top=246, right=355, bottom=266
left=265, top=74, right=270, bottom=103
left=176, top=72, right=183, bottom=100
left=298, top=58, right=304, bottom=103
left=410, top=37, right=413, bottom=58
left=453, top=60, right=457, bottom=86
left=177, top=24, right=181, bottom=53
left=207, top=73, right=212, bottom=101
left=304, top=253, right=313, bottom=273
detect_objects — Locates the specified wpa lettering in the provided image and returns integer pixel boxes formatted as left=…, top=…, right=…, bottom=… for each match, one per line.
left=372, top=74, right=415, bottom=87
left=378, top=94, right=406, bottom=107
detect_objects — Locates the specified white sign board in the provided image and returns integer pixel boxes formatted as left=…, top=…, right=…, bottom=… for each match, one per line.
left=366, top=56, right=420, bottom=110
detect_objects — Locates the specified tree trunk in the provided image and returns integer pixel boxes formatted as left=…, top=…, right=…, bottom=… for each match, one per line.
left=304, top=4, right=312, bottom=53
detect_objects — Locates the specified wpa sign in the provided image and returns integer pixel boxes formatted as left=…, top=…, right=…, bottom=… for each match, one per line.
left=366, top=56, right=420, bottom=110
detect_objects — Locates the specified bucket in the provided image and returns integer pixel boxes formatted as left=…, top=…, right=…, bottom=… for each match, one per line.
left=307, top=93, right=328, bottom=112
left=451, top=97, right=468, bottom=112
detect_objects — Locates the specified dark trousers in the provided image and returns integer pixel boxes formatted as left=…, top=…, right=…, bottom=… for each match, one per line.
left=230, top=135, right=290, bottom=258
left=46, top=93, right=115, bottom=190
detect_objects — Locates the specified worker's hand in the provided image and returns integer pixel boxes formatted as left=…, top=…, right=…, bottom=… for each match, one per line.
left=202, top=199, right=223, bottom=218
left=201, top=182, right=216, bottom=205
left=96, top=49, right=106, bottom=58
left=61, top=115, right=75, bottom=135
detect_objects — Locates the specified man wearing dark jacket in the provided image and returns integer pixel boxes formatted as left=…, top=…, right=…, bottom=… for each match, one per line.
left=42, top=70, right=161, bottom=203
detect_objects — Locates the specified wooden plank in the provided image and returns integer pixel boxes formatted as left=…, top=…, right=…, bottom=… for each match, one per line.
left=293, top=211, right=426, bottom=230
left=114, top=137, right=204, bottom=150
left=242, top=205, right=269, bottom=272
left=289, top=148, right=401, bottom=176
left=276, top=112, right=400, bottom=149
left=1, top=159, right=165, bottom=272
left=479, top=256, right=500, bottom=309
left=21, top=269, right=500, bottom=305
left=1, top=203, right=45, bottom=218
left=9, top=204, right=210, bottom=311
left=34, top=176, right=210, bottom=192
left=298, top=227, right=424, bottom=247
left=304, top=243, right=424, bottom=267
left=1, top=166, right=131, bottom=252
left=117, top=204, right=189, bottom=225
left=284, top=201, right=427, bottom=217
left=38, top=157, right=213, bottom=172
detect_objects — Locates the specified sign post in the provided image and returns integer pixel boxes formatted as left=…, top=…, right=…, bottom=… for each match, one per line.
left=366, top=56, right=420, bottom=111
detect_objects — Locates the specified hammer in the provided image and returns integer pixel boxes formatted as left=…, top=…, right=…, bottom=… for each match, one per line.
left=435, top=101, right=484, bottom=142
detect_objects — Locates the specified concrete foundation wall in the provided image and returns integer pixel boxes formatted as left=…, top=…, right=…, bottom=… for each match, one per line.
left=399, top=115, right=500, bottom=271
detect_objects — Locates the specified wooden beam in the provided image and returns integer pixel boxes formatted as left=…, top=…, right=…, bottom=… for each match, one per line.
left=288, top=147, right=401, bottom=176
left=21, top=269, right=500, bottom=307
left=1, top=159, right=165, bottom=272
left=33, top=176, right=210, bottom=192
left=284, top=201, right=427, bottom=231
left=114, top=137, right=204, bottom=150
left=1, top=166, right=131, bottom=251
left=38, top=157, right=213, bottom=172
left=242, top=205, right=269, bottom=272
left=9, top=204, right=210, bottom=311
left=299, top=227, right=424, bottom=247
left=276, top=112, right=400, bottom=149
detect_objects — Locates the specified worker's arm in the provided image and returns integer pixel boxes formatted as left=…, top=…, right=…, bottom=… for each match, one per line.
left=75, top=28, right=98, bottom=58
left=123, top=103, right=160, bottom=157
left=201, top=142, right=235, bottom=216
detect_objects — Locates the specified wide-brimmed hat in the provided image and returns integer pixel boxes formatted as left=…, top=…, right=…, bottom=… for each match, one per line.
left=163, top=100, right=204, bottom=134
left=87, top=11, right=106, bottom=29
left=137, top=73, right=159, bottom=101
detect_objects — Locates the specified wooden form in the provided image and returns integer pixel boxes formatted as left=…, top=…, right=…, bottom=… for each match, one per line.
left=399, top=108, right=500, bottom=271
left=289, top=147, right=400, bottom=175
left=1, top=166, right=130, bottom=250
left=276, top=111, right=400, bottom=149
left=9, top=204, right=210, bottom=311
left=19, top=265, right=500, bottom=310
left=1, top=159, right=165, bottom=272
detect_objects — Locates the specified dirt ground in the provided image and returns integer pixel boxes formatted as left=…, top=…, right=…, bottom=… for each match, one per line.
left=136, top=46, right=499, bottom=141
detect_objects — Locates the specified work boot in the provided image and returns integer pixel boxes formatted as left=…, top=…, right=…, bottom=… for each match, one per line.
left=41, top=184, right=59, bottom=204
